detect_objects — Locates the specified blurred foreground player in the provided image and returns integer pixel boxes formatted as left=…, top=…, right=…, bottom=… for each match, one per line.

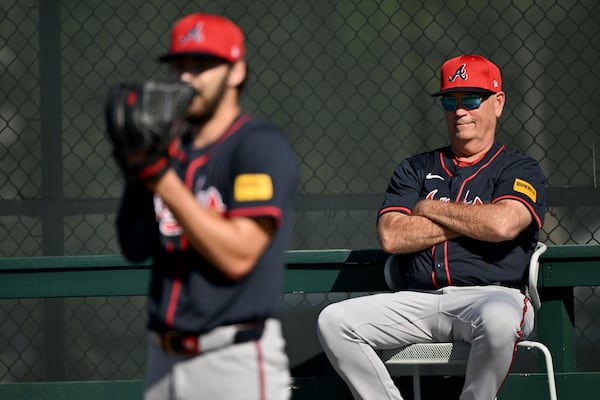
left=112, top=13, right=297, bottom=400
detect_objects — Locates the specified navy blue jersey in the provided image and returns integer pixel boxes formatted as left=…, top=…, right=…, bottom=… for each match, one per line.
left=117, top=114, right=298, bottom=334
left=378, top=141, right=546, bottom=290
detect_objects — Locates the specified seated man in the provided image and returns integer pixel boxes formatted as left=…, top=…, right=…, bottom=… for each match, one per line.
left=317, top=54, right=547, bottom=400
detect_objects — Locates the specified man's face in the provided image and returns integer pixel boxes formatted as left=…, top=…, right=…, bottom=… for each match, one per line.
left=442, top=91, right=505, bottom=150
left=168, top=57, right=231, bottom=122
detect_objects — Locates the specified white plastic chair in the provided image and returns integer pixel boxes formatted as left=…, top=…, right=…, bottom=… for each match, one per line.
left=380, top=242, right=557, bottom=400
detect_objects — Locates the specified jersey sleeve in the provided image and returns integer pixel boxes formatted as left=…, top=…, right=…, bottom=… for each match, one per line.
left=491, top=152, right=547, bottom=229
left=116, top=182, right=159, bottom=261
left=227, top=121, right=298, bottom=226
left=378, top=153, right=430, bottom=219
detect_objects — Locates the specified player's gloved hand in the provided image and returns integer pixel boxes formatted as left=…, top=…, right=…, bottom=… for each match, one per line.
left=118, top=138, right=180, bottom=183
left=104, top=80, right=196, bottom=182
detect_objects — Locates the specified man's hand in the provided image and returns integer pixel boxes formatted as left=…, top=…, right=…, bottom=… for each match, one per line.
left=104, top=81, right=195, bottom=183
left=411, top=199, right=433, bottom=217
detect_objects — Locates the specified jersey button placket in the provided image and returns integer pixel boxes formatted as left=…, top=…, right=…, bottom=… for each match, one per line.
left=450, top=175, right=462, bottom=200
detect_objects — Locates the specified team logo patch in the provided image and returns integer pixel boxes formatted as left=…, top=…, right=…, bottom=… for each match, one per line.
left=180, top=22, right=204, bottom=44
left=513, top=178, right=537, bottom=202
left=234, top=174, right=273, bottom=201
left=449, top=63, right=468, bottom=82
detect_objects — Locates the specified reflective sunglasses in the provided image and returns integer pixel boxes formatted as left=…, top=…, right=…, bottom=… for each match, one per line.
left=440, top=95, right=489, bottom=112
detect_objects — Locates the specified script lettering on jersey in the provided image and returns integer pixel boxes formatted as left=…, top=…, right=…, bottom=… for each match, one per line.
left=425, top=189, right=483, bottom=205
left=462, top=190, right=483, bottom=205
left=192, top=176, right=227, bottom=212
left=153, top=186, right=226, bottom=237
left=154, top=195, right=183, bottom=237
left=426, top=189, right=451, bottom=202
left=196, top=186, right=226, bottom=212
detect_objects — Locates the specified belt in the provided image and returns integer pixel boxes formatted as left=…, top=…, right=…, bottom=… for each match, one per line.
left=152, top=320, right=265, bottom=355
left=491, top=281, right=527, bottom=295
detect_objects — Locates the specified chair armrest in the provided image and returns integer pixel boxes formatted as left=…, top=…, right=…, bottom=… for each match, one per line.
left=384, top=254, right=408, bottom=291
left=528, top=242, right=547, bottom=311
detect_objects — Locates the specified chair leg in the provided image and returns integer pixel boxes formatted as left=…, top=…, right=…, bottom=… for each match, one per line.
left=518, top=340, right=557, bottom=400
left=412, top=365, right=422, bottom=400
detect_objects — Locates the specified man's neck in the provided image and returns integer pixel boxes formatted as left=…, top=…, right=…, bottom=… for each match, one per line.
left=191, top=105, right=241, bottom=148
left=451, top=141, right=494, bottom=166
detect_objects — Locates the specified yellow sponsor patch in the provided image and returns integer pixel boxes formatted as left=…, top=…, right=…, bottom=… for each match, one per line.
left=234, top=174, right=273, bottom=202
left=513, top=178, right=537, bottom=202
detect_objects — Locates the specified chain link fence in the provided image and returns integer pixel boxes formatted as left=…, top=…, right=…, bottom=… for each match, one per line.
left=1, top=0, right=599, bottom=384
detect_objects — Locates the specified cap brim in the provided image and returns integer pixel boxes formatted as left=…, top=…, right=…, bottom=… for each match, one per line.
left=430, top=87, right=496, bottom=97
left=158, top=52, right=230, bottom=63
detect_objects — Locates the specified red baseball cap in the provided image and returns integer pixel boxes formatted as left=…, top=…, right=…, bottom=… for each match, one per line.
left=431, top=54, right=502, bottom=96
left=159, top=13, right=244, bottom=63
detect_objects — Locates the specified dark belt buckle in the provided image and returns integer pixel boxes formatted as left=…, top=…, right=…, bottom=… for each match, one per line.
left=161, top=331, right=199, bottom=354
left=234, top=321, right=266, bottom=344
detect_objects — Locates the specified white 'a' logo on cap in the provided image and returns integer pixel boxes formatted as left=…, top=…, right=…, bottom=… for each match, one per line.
left=449, top=64, right=468, bottom=82
left=180, top=22, right=205, bottom=44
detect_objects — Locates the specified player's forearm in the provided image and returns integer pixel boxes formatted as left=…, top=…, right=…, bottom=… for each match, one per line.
left=149, top=170, right=270, bottom=280
left=412, top=199, right=528, bottom=242
left=377, top=212, right=460, bottom=254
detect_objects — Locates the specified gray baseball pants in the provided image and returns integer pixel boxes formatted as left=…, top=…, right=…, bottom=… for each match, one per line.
left=144, top=319, right=291, bottom=400
left=317, top=286, right=534, bottom=400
